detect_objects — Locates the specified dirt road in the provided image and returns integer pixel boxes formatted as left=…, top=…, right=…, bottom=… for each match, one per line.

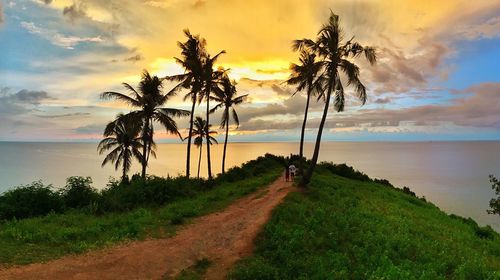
left=0, top=174, right=293, bottom=280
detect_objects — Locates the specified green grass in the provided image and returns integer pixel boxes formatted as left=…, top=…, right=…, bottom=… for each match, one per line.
left=0, top=169, right=281, bottom=265
left=230, top=168, right=500, bottom=279
left=171, top=258, right=212, bottom=280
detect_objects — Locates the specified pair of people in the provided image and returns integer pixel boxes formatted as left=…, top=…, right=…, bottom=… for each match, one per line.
left=285, top=164, right=297, bottom=182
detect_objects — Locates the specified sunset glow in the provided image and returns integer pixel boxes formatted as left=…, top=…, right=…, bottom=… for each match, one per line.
left=1, top=0, right=499, bottom=141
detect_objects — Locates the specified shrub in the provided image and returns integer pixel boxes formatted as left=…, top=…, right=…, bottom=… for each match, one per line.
left=60, top=176, right=99, bottom=209
left=0, top=181, right=62, bottom=220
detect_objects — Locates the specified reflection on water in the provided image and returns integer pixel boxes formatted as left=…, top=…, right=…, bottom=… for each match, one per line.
left=0, top=141, right=498, bottom=230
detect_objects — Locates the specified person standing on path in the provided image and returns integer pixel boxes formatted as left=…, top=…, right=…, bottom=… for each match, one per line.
left=285, top=166, right=290, bottom=182
left=289, top=164, right=296, bottom=181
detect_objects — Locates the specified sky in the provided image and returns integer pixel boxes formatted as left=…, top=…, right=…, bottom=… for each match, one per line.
left=0, top=0, right=499, bottom=142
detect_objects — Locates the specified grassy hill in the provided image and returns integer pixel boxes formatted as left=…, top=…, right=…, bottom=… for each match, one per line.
left=230, top=164, right=500, bottom=279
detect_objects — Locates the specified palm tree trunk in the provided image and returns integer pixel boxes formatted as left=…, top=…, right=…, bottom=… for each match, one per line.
left=222, top=111, right=229, bottom=174
left=299, top=87, right=312, bottom=174
left=122, top=154, right=127, bottom=182
left=300, top=79, right=333, bottom=187
left=206, top=89, right=212, bottom=179
left=197, top=146, right=202, bottom=178
left=141, top=117, right=150, bottom=180
left=186, top=98, right=196, bottom=178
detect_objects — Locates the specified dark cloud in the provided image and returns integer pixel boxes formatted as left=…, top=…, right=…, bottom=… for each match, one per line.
left=124, top=54, right=143, bottom=62
left=36, top=112, right=91, bottom=119
left=13, top=90, right=53, bottom=105
left=193, top=0, right=206, bottom=9
left=235, top=82, right=500, bottom=132
left=271, top=84, right=292, bottom=97
left=0, top=89, right=55, bottom=117
left=367, top=43, right=449, bottom=95
left=43, top=0, right=53, bottom=4
left=373, top=97, right=391, bottom=104
left=63, top=2, right=88, bottom=23
left=74, top=123, right=105, bottom=134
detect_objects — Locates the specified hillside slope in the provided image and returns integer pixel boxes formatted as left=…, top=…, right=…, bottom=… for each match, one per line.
left=230, top=166, right=500, bottom=279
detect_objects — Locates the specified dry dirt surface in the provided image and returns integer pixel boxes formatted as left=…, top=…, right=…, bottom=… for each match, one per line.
left=0, top=174, right=294, bottom=280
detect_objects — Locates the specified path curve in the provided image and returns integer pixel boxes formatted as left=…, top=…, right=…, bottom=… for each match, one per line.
left=0, top=174, right=294, bottom=280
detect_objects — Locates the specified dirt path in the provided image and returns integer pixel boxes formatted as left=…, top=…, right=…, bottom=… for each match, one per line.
left=0, top=174, right=294, bottom=280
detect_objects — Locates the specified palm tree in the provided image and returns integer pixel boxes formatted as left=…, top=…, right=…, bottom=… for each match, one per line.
left=210, top=76, right=247, bottom=174
left=294, top=11, right=377, bottom=187
left=101, top=70, right=190, bottom=180
left=200, top=51, right=225, bottom=179
left=187, top=116, right=218, bottom=178
left=98, top=114, right=143, bottom=182
left=165, top=29, right=206, bottom=178
left=286, top=49, right=324, bottom=173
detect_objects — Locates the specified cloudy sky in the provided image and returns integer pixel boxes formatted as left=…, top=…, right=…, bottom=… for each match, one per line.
left=0, top=0, right=499, bottom=142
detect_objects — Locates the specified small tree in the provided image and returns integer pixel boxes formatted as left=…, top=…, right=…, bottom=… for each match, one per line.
left=487, top=175, right=500, bottom=215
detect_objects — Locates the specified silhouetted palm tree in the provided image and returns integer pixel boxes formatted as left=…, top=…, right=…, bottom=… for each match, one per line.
left=165, top=29, right=206, bottom=178
left=294, top=12, right=377, bottom=186
left=98, top=114, right=143, bottom=182
left=200, top=51, right=225, bottom=179
left=286, top=49, right=324, bottom=173
left=188, top=117, right=218, bottom=178
left=101, top=70, right=190, bottom=180
left=210, top=76, right=247, bottom=173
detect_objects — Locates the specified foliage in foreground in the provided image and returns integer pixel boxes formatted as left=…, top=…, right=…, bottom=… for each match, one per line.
left=488, top=175, right=500, bottom=216
left=230, top=165, right=500, bottom=279
left=0, top=155, right=282, bottom=265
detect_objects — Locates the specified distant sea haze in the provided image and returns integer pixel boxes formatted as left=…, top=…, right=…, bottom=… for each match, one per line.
left=0, top=141, right=499, bottom=230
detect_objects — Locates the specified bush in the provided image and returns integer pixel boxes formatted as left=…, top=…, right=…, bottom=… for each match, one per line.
left=60, top=176, right=99, bottom=209
left=0, top=181, right=62, bottom=220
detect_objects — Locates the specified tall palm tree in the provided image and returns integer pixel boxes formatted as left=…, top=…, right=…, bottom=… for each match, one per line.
left=200, top=51, right=225, bottom=179
left=210, top=76, right=247, bottom=174
left=98, top=114, right=143, bottom=182
left=294, top=11, right=377, bottom=187
left=286, top=49, right=324, bottom=173
left=165, top=29, right=206, bottom=178
left=101, top=70, right=190, bottom=180
left=187, top=116, right=218, bottom=178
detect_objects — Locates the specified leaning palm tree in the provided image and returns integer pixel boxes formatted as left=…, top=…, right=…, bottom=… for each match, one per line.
left=210, top=76, right=247, bottom=174
left=98, top=114, right=143, bottom=182
left=101, top=70, right=190, bottom=180
left=165, top=29, right=206, bottom=178
left=200, top=51, right=225, bottom=179
left=294, top=11, right=377, bottom=186
left=286, top=49, right=324, bottom=173
left=187, top=116, right=218, bottom=178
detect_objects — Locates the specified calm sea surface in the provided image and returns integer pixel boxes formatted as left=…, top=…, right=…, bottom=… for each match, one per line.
left=0, top=141, right=498, bottom=230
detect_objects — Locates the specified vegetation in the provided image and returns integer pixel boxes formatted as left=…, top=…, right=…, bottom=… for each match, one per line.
left=200, top=48, right=226, bottom=179
left=210, top=75, right=248, bottom=173
left=186, top=116, right=218, bottom=178
left=290, top=11, right=377, bottom=186
left=488, top=175, right=500, bottom=216
left=174, top=258, right=212, bottom=280
left=101, top=70, right=189, bottom=180
left=166, top=29, right=206, bottom=178
left=98, top=113, right=144, bottom=182
left=286, top=49, right=323, bottom=174
left=0, top=155, right=282, bottom=265
left=230, top=165, right=500, bottom=279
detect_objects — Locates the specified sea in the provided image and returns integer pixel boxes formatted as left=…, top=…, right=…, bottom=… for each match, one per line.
left=0, top=141, right=498, bottom=230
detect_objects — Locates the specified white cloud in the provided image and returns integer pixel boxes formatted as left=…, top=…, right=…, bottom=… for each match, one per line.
left=20, top=21, right=103, bottom=49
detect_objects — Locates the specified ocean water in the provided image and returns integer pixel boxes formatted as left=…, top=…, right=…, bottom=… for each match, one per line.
left=0, top=141, right=498, bottom=230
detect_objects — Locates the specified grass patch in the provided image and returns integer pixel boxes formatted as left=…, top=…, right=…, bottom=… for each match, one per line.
left=230, top=167, right=500, bottom=279
left=171, top=258, right=212, bottom=280
left=0, top=158, right=282, bottom=265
